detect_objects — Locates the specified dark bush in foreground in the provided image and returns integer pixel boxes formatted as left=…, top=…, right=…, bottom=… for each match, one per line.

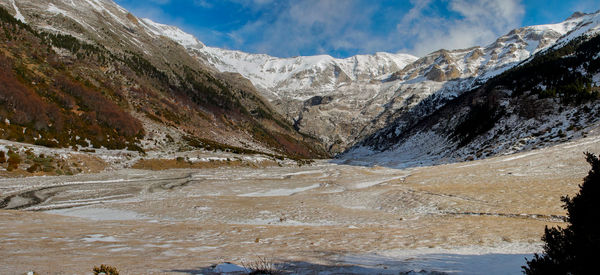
left=522, top=152, right=600, bottom=274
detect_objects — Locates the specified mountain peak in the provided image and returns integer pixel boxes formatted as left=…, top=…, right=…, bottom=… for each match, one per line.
left=567, top=11, right=588, bottom=20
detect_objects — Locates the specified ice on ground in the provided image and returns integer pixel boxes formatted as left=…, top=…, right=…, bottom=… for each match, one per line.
left=500, top=151, right=539, bottom=162
left=340, top=243, right=541, bottom=275
left=212, top=262, right=246, bottom=273
left=238, top=183, right=321, bottom=197
left=47, top=206, right=148, bottom=221
left=352, top=175, right=405, bottom=189
left=82, top=234, right=118, bottom=242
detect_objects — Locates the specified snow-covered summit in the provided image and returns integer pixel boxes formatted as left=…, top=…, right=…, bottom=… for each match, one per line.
left=197, top=46, right=417, bottom=92
left=75, top=2, right=600, bottom=153
left=139, top=18, right=204, bottom=48
left=3, top=0, right=600, bottom=154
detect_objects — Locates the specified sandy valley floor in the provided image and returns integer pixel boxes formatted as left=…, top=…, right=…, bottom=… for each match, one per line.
left=2, top=135, right=600, bottom=274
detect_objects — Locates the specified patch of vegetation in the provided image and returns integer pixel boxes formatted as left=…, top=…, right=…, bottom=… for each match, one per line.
left=453, top=103, right=504, bottom=147
left=492, top=34, right=600, bottom=104
left=130, top=157, right=275, bottom=170
left=6, top=149, right=21, bottom=171
left=93, top=264, right=119, bottom=275
left=180, top=65, right=244, bottom=112
left=0, top=6, right=34, bottom=34
left=183, top=135, right=277, bottom=157
left=0, top=6, right=327, bottom=159
left=122, top=51, right=168, bottom=83
left=0, top=9, right=144, bottom=152
left=43, top=32, right=104, bottom=56
left=522, top=152, right=600, bottom=274
left=242, top=256, right=282, bottom=275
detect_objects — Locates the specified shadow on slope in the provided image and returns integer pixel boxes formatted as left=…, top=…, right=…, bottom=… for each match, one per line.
left=332, top=77, right=484, bottom=170
left=336, top=32, right=600, bottom=169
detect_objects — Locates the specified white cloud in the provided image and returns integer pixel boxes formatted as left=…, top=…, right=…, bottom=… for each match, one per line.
left=397, top=0, right=525, bottom=56
left=573, top=0, right=600, bottom=14
left=193, top=0, right=213, bottom=8
left=121, top=0, right=528, bottom=58
left=227, top=0, right=388, bottom=57
left=222, top=0, right=526, bottom=57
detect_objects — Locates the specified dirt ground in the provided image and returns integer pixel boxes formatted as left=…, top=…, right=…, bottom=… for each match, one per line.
left=1, top=135, right=599, bottom=274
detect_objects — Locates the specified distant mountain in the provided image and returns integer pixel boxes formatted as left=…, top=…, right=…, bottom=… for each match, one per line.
left=186, top=14, right=584, bottom=153
left=0, top=0, right=328, bottom=159
left=339, top=11, right=600, bottom=168
left=2, top=0, right=599, bottom=164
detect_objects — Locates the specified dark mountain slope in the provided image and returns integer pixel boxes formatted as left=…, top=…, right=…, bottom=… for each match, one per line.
left=341, top=30, right=600, bottom=167
left=0, top=7, right=328, bottom=159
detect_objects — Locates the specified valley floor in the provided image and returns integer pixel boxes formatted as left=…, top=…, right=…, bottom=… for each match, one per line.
left=2, top=135, right=600, bottom=274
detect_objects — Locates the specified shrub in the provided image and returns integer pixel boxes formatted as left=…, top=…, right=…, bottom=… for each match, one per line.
left=26, top=163, right=38, bottom=173
left=0, top=151, right=5, bottom=163
left=6, top=150, right=21, bottom=170
left=92, top=264, right=119, bottom=275
left=453, top=103, right=503, bottom=147
left=522, top=152, right=600, bottom=274
left=242, top=256, right=281, bottom=275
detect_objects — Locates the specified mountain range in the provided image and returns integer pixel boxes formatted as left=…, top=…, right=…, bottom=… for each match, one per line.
left=1, top=0, right=599, bottom=165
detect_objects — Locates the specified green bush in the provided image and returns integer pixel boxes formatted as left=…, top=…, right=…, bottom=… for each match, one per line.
left=453, top=103, right=503, bottom=147
left=6, top=150, right=21, bottom=170
left=522, top=152, right=600, bottom=274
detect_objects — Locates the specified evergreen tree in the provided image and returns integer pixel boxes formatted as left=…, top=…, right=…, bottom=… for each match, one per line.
left=523, top=152, right=600, bottom=274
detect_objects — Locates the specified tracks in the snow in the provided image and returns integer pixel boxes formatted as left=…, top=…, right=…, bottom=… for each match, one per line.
left=0, top=173, right=197, bottom=210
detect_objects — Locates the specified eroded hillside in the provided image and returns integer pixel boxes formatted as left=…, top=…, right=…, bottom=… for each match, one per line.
left=0, top=4, right=328, bottom=160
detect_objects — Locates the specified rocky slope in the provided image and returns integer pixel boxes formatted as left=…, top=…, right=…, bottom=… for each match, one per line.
left=340, top=12, right=600, bottom=168
left=0, top=0, right=328, bottom=159
left=186, top=15, right=587, bottom=153
left=2, top=0, right=599, bottom=163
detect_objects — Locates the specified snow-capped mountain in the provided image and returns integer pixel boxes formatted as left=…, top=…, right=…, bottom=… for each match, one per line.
left=339, top=11, right=600, bottom=168
left=3, top=0, right=600, bottom=158
left=195, top=49, right=418, bottom=99
left=0, top=0, right=329, bottom=158
left=179, top=13, right=589, bottom=153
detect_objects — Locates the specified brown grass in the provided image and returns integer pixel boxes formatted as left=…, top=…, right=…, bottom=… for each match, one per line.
left=131, top=158, right=278, bottom=170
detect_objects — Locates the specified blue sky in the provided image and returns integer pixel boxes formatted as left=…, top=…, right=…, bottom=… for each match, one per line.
left=114, top=0, right=600, bottom=58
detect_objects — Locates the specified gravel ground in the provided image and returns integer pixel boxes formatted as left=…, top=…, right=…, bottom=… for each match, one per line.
left=1, top=135, right=599, bottom=274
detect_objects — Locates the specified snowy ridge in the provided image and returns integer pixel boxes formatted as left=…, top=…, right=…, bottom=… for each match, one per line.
left=538, top=11, right=600, bottom=53
left=196, top=46, right=418, bottom=93
left=139, top=18, right=203, bottom=48
left=394, top=18, right=583, bottom=84
left=47, top=3, right=68, bottom=17
left=130, top=16, right=419, bottom=94
left=3, top=0, right=599, bottom=154
left=340, top=12, right=600, bottom=167
left=177, top=12, right=594, bottom=152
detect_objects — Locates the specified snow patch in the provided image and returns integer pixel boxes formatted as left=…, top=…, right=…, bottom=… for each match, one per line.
left=212, top=263, right=246, bottom=273
left=10, top=0, right=25, bottom=23
left=47, top=206, right=148, bottom=221
left=47, top=3, right=68, bottom=16
left=140, top=18, right=201, bottom=48
left=10, top=0, right=27, bottom=23
left=82, top=234, right=118, bottom=242
left=238, top=183, right=321, bottom=197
